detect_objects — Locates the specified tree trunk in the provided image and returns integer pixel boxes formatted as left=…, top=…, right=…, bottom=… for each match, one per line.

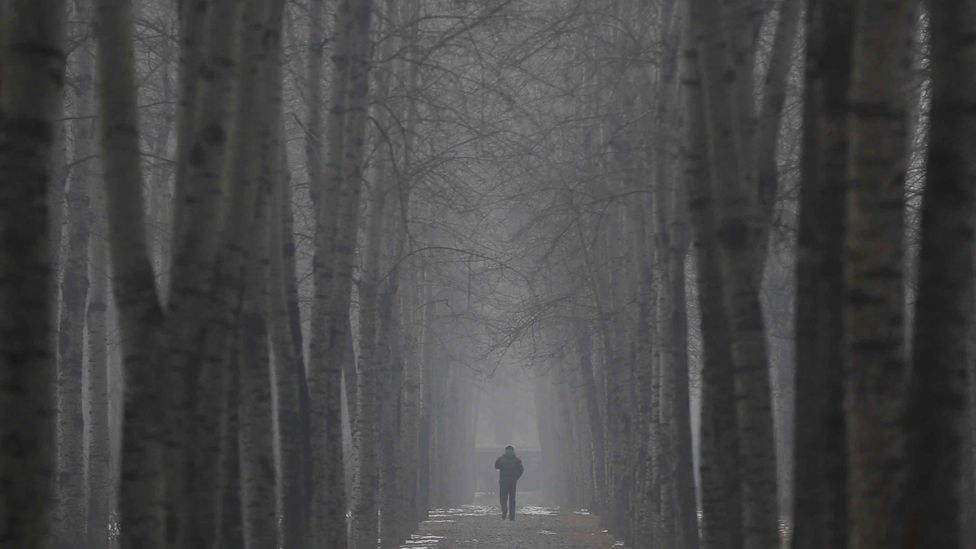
left=236, top=2, right=284, bottom=544
left=417, top=281, right=436, bottom=520
left=575, top=322, right=606, bottom=514
left=792, top=1, right=852, bottom=547
left=903, top=1, right=976, bottom=546
left=87, top=172, right=112, bottom=549
left=168, top=0, right=242, bottom=541
left=350, top=137, right=390, bottom=549
left=844, top=1, right=914, bottom=547
left=680, top=5, right=743, bottom=547
left=94, top=0, right=168, bottom=543
left=378, top=277, right=405, bottom=548
left=694, top=0, right=779, bottom=545
left=238, top=206, right=277, bottom=549
left=268, top=111, right=307, bottom=549
left=56, top=16, right=94, bottom=544
left=217, top=360, right=242, bottom=549
left=0, top=0, right=65, bottom=544
left=755, top=0, right=802, bottom=259
left=307, top=0, right=376, bottom=545
left=394, top=3, right=422, bottom=532
left=668, top=186, right=698, bottom=549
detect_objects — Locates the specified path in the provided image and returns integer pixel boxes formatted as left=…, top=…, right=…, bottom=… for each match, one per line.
left=402, top=493, right=626, bottom=549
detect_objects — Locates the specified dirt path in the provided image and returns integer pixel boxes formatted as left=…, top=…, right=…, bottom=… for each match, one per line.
left=402, top=494, right=625, bottom=549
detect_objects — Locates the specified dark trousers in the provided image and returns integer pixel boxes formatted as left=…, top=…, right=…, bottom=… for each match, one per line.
left=499, top=479, right=517, bottom=518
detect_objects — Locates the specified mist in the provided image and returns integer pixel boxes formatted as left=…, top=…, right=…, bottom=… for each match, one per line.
left=1, top=0, right=974, bottom=548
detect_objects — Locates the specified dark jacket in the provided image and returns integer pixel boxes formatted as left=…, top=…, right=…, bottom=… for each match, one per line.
left=495, top=454, right=524, bottom=483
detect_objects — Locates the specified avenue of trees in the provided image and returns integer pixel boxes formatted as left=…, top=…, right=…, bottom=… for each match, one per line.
left=1, top=0, right=975, bottom=548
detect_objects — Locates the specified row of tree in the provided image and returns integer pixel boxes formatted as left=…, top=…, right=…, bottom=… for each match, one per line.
left=518, top=1, right=976, bottom=549
left=2, top=0, right=515, bottom=546
left=3, top=0, right=976, bottom=548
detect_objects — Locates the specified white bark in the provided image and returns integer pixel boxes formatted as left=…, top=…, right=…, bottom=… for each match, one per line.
left=94, top=0, right=168, bottom=543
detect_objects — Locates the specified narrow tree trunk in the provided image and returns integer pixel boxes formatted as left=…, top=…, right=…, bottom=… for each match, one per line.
left=903, top=2, right=976, bottom=546
left=268, top=112, right=307, bottom=549
left=378, top=278, right=404, bottom=548
left=350, top=141, right=390, bottom=549
left=56, top=18, right=94, bottom=544
left=394, top=1, right=422, bottom=528
left=755, top=0, right=802, bottom=259
left=397, top=269, right=421, bottom=538
left=0, top=0, right=65, bottom=544
left=844, top=1, right=914, bottom=547
left=651, top=11, right=683, bottom=543
left=417, top=280, right=436, bottom=520
left=87, top=174, right=112, bottom=549
left=575, top=322, right=606, bottom=514
left=664, top=178, right=698, bottom=549
left=216, top=360, right=242, bottom=549
left=238, top=206, right=277, bottom=548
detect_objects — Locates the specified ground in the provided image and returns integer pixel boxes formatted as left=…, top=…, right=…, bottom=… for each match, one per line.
left=402, top=493, right=625, bottom=549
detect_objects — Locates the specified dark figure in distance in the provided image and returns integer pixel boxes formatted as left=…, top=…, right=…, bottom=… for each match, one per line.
left=495, top=445, right=524, bottom=520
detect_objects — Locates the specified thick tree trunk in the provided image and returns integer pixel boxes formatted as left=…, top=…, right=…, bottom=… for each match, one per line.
left=680, top=6, right=743, bottom=547
left=165, top=0, right=207, bottom=537
left=237, top=2, right=284, bottom=544
left=903, top=1, right=976, bottom=547
left=694, top=1, right=780, bottom=546
left=307, top=0, right=376, bottom=545
left=160, top=46, right=203, bottom=516
left=791, top=1, right=852, bottom=547
left=94, top=0, right=168, bottom=543
left=844, top=1, right=914, bottom=547
left=350, top=2, right=398, bottom=541
left=0, top=0, right=65, bottom=544
left=168, top=0, right=242, bottom=542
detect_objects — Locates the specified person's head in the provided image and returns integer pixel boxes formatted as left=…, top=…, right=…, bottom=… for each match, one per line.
left=504, top=445, right=515, bottom=456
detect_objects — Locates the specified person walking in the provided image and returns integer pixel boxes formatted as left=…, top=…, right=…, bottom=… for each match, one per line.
left=494, top=445, right=524, bottom=520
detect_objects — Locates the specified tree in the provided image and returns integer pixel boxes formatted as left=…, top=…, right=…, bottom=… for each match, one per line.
left=792, top=1, right=853, bottom=547
left=844, top=1, right=915, bottom=546
left=692, top=0, right=780, bottom=546
left=94, top=0, right=168, bottom=542
left=56, top=3, right=94, bottom=542
left=0, top=0, right=66, bottom=545
left=681, top=3, right=743, bottom=546
left=903, top=1, right=976, bottom=546
left=307, top=0, right=376, bottom=545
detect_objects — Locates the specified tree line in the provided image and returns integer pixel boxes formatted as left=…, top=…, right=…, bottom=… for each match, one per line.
left=2, top=0, right=975, bottom=549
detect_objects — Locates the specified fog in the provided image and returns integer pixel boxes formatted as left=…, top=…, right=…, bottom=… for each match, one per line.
left=1, top=0, right=975, bottom=548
